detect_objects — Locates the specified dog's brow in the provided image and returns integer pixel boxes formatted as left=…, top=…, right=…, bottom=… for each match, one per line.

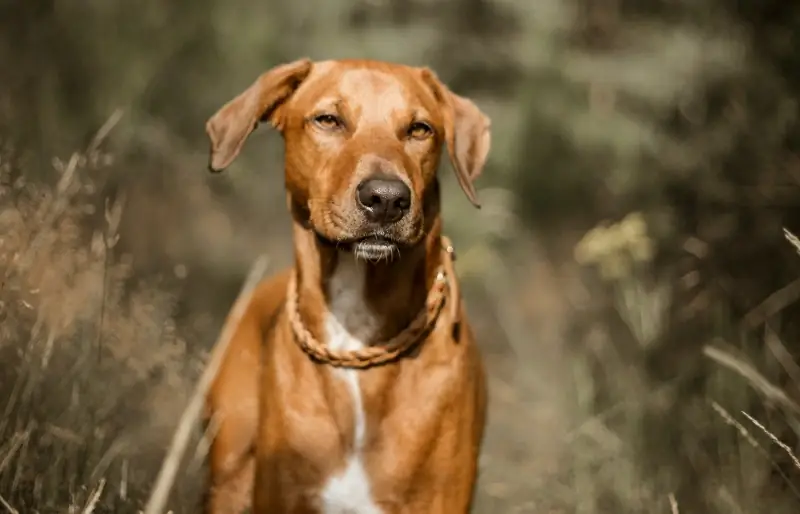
left=311, top=97, right=341, bottom=113
left=411, top=108, right=432, bottom=122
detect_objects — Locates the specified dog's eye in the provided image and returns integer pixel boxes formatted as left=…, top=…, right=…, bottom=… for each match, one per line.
left=407, top=122, right=433, bottom=140
left=312, top=114, right=343, bottom=131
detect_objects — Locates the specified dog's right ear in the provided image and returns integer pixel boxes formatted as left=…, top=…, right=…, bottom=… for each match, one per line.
left=205, top=58, right=313, bottom=172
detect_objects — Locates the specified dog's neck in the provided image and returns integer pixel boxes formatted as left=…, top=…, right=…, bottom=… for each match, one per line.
left=290, top=218, right=444, bottom=347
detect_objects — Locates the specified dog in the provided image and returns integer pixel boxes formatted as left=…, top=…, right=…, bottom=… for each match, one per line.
left=204, top=58, right=490, bottom=514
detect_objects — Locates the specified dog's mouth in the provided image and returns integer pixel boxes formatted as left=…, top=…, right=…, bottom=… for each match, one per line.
left=317, top=233, right=402, bottom=263
left=352, top=235, right=399, bottom=262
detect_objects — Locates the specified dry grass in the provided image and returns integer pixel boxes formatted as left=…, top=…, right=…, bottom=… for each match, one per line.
left=143, top=255, right=269, bottom=514
left=1, top=115, right=800, bottom=514
left=1, top=0, right=800, bottom=512
left=0, top=116, right=208, bottom=513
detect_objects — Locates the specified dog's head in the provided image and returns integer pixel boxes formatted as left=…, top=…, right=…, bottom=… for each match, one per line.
left=206, top=58, right=491, bottom=261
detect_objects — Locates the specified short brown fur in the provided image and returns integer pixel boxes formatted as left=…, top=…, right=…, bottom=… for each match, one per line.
left=204, top=58, right=490, bottom=514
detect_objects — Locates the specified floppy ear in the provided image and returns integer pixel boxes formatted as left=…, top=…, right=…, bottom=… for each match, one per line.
left=205, top=58, right=313, bottom=172
left=421, top=69, right=491, bottom=208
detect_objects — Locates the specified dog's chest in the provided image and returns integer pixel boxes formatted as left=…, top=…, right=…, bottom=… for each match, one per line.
left=318, top=259, right=383, bottom=514
left=273, top=258, right=457, bottom=513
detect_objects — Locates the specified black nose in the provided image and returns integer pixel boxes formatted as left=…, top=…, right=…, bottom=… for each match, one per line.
left=356, top=177, right=412, bottom=223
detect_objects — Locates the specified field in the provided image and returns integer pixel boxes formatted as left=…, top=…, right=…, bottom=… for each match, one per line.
left=2, top=0, right=800, bottom=512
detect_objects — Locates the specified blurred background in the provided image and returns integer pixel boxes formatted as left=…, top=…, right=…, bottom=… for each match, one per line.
left=1, top=0, right=800, bottom=512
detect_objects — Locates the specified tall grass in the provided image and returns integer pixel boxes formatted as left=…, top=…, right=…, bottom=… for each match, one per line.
left=0, top=115, right=206, bottom=513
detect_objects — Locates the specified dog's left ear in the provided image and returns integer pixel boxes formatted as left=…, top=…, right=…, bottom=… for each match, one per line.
left=421, top=69, right=491, bottom=209
left=206, top=58, right=313, bottom=172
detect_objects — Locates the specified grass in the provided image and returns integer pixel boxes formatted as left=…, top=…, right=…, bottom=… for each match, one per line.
left=0, top=121, right=799, bottom=513
left=2, top=0, right=800, bottom=511
left=0, top=116, right=207, bottom=513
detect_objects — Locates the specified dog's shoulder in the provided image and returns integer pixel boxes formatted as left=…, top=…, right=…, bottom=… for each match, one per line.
left=215, top=267, right=292, bottom=365
left=248, top=268, right=292, bottom=332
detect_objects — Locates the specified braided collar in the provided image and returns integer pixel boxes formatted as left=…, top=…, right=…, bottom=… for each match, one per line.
left=286, top=237, right=458, bottom=369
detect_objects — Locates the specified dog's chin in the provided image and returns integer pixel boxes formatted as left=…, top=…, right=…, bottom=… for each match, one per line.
left=352, top=236, right=399, bottom=263
left=315, top=230, right=403, bottom=263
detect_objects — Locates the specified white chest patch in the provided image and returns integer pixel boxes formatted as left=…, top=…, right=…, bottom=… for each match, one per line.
left=320, top=256, right=383, bottom=514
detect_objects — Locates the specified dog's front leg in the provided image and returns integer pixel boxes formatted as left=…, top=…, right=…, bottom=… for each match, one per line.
left=206, top=453, right=256, bottom=514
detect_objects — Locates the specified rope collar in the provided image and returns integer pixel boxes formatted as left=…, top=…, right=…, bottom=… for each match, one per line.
left=286, top=236, right=458, bottom=369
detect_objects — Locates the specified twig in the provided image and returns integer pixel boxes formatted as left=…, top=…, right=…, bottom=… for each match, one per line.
left=765, top=326, right=800, bottom=390
left=189, top=412, right=222, bottom=473
left=741, top=278, right=800, bottom=329
left=142, top=255, right=269, bottom=514
left=0, top=493, right=17, bottom=514
left=668, top=493, right=679, bottom=514
left=741, top=411, right=800, bottom=472
left=87, top=109, right=124, bottom=155
left=82, top=478, right=106, bottom=514
left=120, top=459, right=129, bottom=501
left=711, top=401, right=800, bottom=498
left=0, top=430, right=30, bottom=475
left=783, top=227, right=800, bottom=256
left=95, top=193, right=126, bottom=362
left=703, top=343, right=800, bottom=416
left=711, top=401, right=761, bottom=451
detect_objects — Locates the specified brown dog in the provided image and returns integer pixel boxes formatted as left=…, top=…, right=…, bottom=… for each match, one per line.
left=204, top=58, right=490, bottom=514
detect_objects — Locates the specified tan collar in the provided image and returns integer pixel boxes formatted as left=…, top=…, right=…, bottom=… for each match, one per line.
left=286, top=236, right=459, bottom=369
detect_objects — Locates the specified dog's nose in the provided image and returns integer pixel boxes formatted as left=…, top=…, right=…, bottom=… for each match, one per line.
left=356, top=177, right=412, bottom=223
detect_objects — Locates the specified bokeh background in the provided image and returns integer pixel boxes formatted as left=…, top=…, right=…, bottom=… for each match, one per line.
left=2, top=0, right=800, bottom=512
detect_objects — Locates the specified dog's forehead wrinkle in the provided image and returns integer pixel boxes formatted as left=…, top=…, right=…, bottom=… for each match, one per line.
left=337, top=69, right=410, bottom=122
